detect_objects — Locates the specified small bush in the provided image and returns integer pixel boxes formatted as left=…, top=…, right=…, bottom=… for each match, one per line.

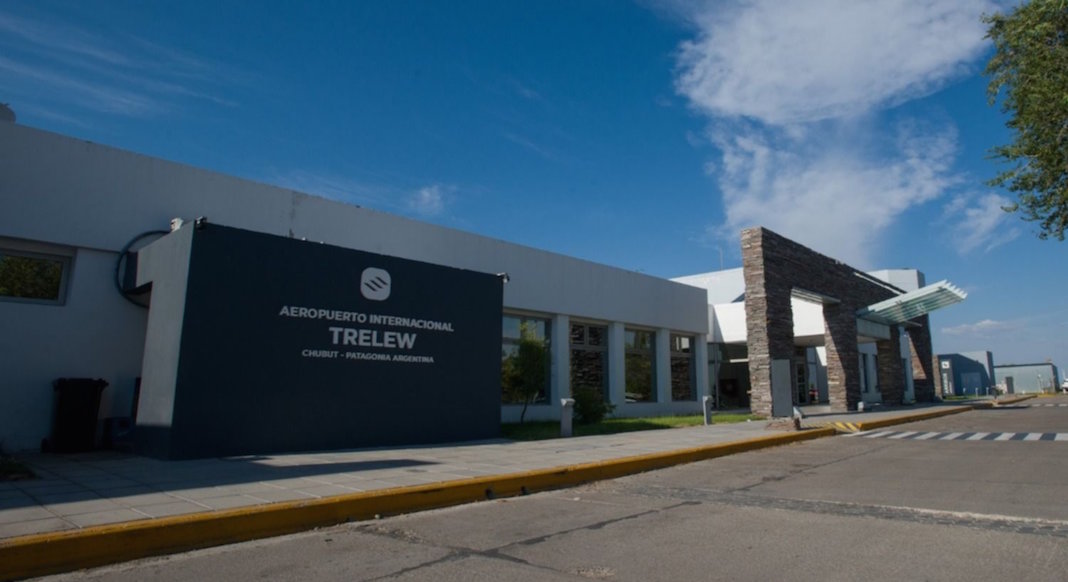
left=573, top=386, right=615, bottom=424
left=0, top=442, right=34, bottom=481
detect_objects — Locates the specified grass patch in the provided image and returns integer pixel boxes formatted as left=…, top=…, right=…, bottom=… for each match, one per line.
left=501, top=413, right=763, bottom=441
left=0, top=455, right=34, bottom=481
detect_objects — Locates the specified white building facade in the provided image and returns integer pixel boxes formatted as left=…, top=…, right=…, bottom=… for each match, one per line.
left=1, top=120, right=966, bottom=453
left=1, top=122, right=713, bottom=452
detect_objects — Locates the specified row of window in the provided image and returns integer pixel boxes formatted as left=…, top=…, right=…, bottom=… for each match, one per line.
left=2, top=249, right=700, bottom=408
left=501, top=314, right=697, bottom=406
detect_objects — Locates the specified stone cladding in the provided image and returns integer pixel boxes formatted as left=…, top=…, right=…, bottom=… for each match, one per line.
left=740, top=227, right=935, bottom=416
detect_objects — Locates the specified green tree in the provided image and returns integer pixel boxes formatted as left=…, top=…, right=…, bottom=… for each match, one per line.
left=0, top=255, right=62, bottom=300
left=984, top=0, right=1068, bottom=240
left=501, top=322, right=548, bottom=423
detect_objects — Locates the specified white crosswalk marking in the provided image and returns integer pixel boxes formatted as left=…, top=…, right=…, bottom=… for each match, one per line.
left=848, top=430, right=1068, bottom=442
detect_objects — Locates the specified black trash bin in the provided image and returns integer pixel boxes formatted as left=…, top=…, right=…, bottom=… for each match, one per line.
left=47, top=378, right=108, bottom=453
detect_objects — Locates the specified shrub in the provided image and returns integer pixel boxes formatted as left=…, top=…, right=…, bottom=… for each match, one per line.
left=572, top=386, right=615, bottom=424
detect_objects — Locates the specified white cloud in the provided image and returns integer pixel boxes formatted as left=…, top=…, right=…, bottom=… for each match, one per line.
left=0, top=8, right=236, bottom=118
left=270, top=172, right=455, bottom=219
left=0, top=56, right=160, bottom=116
left=674, top=0, right=997, bottom=125
left=672, top=0, right=1004, bottom=266
left=942, top=192, right=1020, bottom=253
left=408, top=184, right=450, bottom=216
left=509, top=79, right=543, bottom=101
left=503, top=132, right=558, bottom=161
left=708, top=121, right=959, bottom=267
left=0, top=11, right=132, bottom=66
left=942, top=319, right=1019, bottom=337
left=271, top=170, right=384, bottom=207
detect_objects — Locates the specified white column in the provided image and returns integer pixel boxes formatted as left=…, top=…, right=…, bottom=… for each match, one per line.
left=550, top=314, right=571, bottom=403
left=607, top=322, right=626, bottom=408
left=695, top=334, right=709, bottom=398
left=656, top=328, right=671, bottom=403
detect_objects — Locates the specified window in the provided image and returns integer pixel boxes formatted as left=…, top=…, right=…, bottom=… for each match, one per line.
left=570, top=322, right=608, bottom=401
left=670, top=334, right=695, bottom=401
left=501, top=314, right=551, bottom=405
left=625, top=328, right=655, bottom=402
left=0, top=248, right=71, bottom=305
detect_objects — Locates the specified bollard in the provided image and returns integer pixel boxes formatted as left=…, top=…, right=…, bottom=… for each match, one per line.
left=560, top=398, right=575, bottom=437
left=702, top=395, right=714, bottom=425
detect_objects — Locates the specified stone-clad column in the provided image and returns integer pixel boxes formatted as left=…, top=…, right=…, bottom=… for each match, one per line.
left=908, top=315, right=936, bottom=402
left=876, top=325, right=904, bottom=404
left=742, top=229, right=795, bottom=418
left=823, top=303, right=860, bottom=411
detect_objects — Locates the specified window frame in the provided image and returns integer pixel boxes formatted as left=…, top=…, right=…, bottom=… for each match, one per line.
left=669, top=333, right=696, bottom=402
left=569, top=321, right=610, bottom=402
left=500, top=312, right=553, bottom=406
left=624, top=327, right=657, bottom=403
left=0, top=246, right=73, bottom=306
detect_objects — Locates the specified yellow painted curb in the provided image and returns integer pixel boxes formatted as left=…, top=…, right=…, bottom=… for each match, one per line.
left=997, top=394, right=1038, bottom=405
left=835, top=396, right=1041, bottom=435
left=0, top=427, right=834, bottom=580
left=845, top=405, right=973, bottom=433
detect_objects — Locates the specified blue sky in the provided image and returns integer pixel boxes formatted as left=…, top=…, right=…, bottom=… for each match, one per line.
left=1, top=0, right=1065, bottom=378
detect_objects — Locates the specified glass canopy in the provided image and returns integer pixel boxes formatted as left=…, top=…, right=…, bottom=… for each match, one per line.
left=856, top=280, right=967, bottom=324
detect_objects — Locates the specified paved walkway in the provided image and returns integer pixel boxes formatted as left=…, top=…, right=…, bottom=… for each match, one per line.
left=0, top=403, right=971, bottom=540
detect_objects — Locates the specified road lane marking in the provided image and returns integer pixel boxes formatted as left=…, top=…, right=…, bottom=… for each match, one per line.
left=849, top=431, right=1068, bottom=442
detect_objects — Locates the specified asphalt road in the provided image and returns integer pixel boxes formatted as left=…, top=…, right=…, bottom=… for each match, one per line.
left=40, top=396, right=1068, bottom=581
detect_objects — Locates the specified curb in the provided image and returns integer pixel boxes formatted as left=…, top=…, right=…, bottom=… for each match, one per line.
left=840, top=405, right=973, bottom=433
left=994, top=394, right=1037, bottom=405
left=826, top=395, right=1039, bottom=435
left=816, top=405, right=973, bottom=434
left=0, top=427, right=834, bottom=580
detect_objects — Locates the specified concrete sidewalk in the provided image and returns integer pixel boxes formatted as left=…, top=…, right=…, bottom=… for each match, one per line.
left=0, top=399, right=1025, bottom=580
left=2, top=418, right=772, bottom=540
left=0, top=402, right=983, bottom=540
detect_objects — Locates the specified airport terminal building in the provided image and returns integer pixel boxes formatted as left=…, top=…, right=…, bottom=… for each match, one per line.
left=0, top=120, right=963, bottom=458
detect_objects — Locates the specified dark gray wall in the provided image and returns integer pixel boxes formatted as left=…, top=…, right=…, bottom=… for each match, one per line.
left=136, top=224, right=503, bottom=459
left=936, top=352, right=995, bottom=396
